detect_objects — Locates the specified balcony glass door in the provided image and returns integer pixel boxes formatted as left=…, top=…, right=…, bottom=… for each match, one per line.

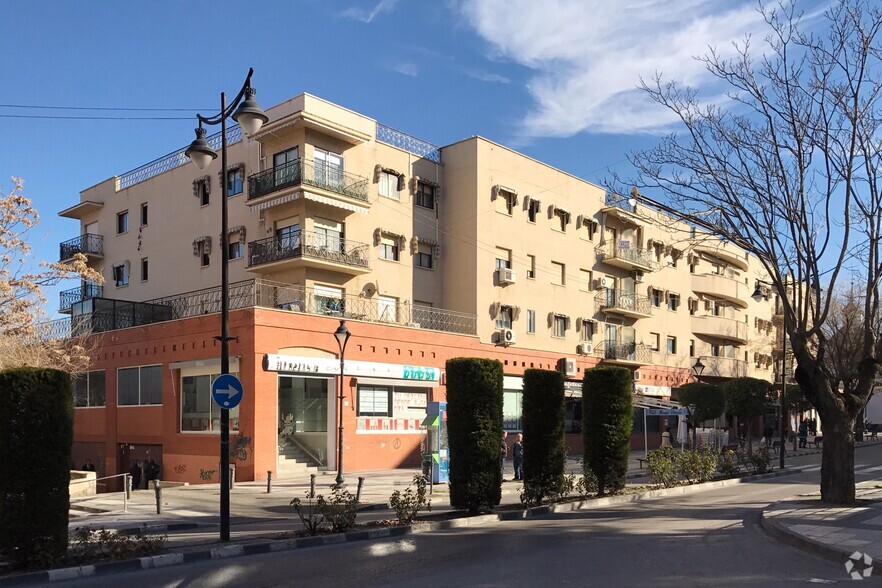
left=273, top=147, right=299, bottom=187
left=314, top=149, right=344, bottom=190
left=313, top=218, right=343, bottom=253
left=275, top=221, right=301, bottom=259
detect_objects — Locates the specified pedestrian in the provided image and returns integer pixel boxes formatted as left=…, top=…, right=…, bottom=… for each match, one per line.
left=129, top=461, right=142, bottom=490
left=146, top=459, right=160, bottom=487
left=798, top=419, right=808, bottom=448
left=660, top=427, right=672, bottom=449
left=82, top=459, right=96, bottom=472
left=513, top=433, right=524, bottom=481
left=501, top=431, right=508, bottom=479
left=763, top=423, right=774, bottom=448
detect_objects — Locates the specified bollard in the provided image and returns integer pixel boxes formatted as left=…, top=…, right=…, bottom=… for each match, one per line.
left=125, top=474, right=132, bottom=500
left=266, top=470, right=272, bottom=494
left=310, top=473, right=316, bottom=498
left=356, top=477, right=365, bottom=503
left=154, top=480, right=162, bottom=515
left=429, top=464, right=434, bottom=495
left=229, top=464, right=235, bottom=490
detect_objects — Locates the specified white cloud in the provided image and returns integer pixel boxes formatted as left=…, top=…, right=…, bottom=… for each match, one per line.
left=340, top=0, right=398, bottom=23
left=391, top=62, right=419, bottom=77
left=464, top=69, right=510, bottom=84
left=457, top=0, right=770, bottom=137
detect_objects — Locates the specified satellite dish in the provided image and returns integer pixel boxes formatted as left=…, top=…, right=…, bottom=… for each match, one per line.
left=361, top=283, right=376, bottom=298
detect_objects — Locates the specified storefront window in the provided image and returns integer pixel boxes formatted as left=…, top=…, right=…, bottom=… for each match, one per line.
left=503, top=389, right=522, bottom=430
left=358, top=385, right=391, bottom=416
left=278, top=376, right=328, bottom=432
left=181, top=372, right=240, bottom=432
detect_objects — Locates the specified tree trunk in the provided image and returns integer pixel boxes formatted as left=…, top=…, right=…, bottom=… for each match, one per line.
left=820, top=412, right=856, bottom=504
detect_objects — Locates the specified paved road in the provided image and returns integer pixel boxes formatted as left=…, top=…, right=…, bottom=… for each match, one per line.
left=64, top=447, right=882, bottom=587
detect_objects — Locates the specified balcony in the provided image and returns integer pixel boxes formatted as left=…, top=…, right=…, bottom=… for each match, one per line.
left=596, top=242, right=655, bottom=272
left=698, top=355, right=748, bottom=379
left=692, top=273, right=749, bottom=308
left=59, top=284, right=103, bottom=313
left=595, top=288, right=653, bottom=318
left=247, top=158, right=369, bottom=207
left=59, top=233, right=103, bottom=262
left=693, top=241, right=749, bottom=271
left=691, top=315, right=749, bottom=344
left=595, top=340, right=652, bottom=366
left=247, top=230, right=370, bottom=275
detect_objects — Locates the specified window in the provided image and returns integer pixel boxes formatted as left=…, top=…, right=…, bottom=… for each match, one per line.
left=527, top=255, right=536, bottom=279
left=713, top=301, right=722, bottom=316
left=181, top=372, right=240, bottom=432
left=379, top=236, right=399, bottom=261
left=553, top=314, right=567, bottom=338
left=503, top=389, right=523, bottom=430
left=140, top=258, right=148, bottom=282
left=667, top=336, right=677, bottom=354
left=668, top=293, right=680, bottom=311
left=649, top=332, right=660, bottom=351
left=379, top=171, right=399, bottom=199
left=651, top=289, right=662, bottom=307
left=140, top=203, right=148, bottom=227
left=554, top=209, right=569, bottom=232
left=73, top=370, right=106, bottom=408
left=117, top=211, right=128, bottom=234
left=496, top=306, right=513, bottom=329
left=580, top=320, right=595, bottom=341
left=228, top=240, right=244, bottom=260
left=416, top=181, right=436, bottom=209
left=358, top=386, right=391, bottom=417
left=117, top=365, right=162, bottom=406
left=199, top=242, right=210, bottom=267
left=314, top=148, right=344, bottom=188
left=580, top=269, right=593, bottom=292
left=416, top=243, right=434, bottom=269
left=378, top=295, right=398, bottom=322
left=495, top=247, right=512, bottom=270
left=689, top=339, right=695, bottom=357
left=579, top=218, right=597, bottom=240
left=497, top=189, right=515, bottom=215
left=194, top=177, right=210, bottom=206
left=551, top=261, right=565, bottom=285
left=527, top=309, right=536, bottom=334
left=112, top=263, right=128, bottom=287
left=527, top=199, right=541, bottom=223
left=314, top=285, right=344, bottom=316
left=227, top=169, right=243, bottom=197
left=711, top=343, right=721, bottom=357
left=314, top=218, right=343, bottom=252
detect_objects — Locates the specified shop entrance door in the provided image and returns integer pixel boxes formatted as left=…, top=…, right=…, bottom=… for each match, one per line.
left=278, top=375, right=331, bottom=470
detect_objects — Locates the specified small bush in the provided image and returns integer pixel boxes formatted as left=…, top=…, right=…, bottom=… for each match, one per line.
left=717, top=449, right=740, bottom=477
left=578, top=466, right=599, bottom=496
left=676, top=449, right=703, bottom=482
left=66, top=527, right=166, bottom=566
left=389, top=474, right=431, bottom=524
left=290, top=492, right=327, bottom=536
left=647, top=448, right=679, bottom=488
left=738, top=447, right=772, bottom=475
left=321, top=488, right=359, bottom=533
left=696, top=446, right=719, bottom=482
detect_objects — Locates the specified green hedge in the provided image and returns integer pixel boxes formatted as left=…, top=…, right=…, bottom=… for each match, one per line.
left=522, top=369, right=566, bottom=503
left=446, top=358, right=503, bottom=512
left=583, top=366, right=632, bottom=496
left=0, top=368, right=73, bottom=568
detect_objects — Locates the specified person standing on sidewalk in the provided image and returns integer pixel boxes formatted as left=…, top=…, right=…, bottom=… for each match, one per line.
left=660, top=427, right=672, bottom=449
left=501, top=431, right=508, bottom=479
left=512, top=433, right=524, bottom=481
left=798, top=419, right=808, bottom=448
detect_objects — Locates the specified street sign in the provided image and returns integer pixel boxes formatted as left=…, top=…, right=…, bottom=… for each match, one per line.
left=645, top=408, right=689, bottom=416
left=211, top=374, right=243, bottom=410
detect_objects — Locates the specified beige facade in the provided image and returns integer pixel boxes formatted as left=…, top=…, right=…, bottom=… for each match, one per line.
left=59, top=92, right=778, bottom=388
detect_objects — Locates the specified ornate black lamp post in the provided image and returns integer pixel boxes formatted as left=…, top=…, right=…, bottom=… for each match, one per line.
left=692, top=357, right=705, bottom=382
left=333, top=320, right=352, bottom=488
left=185, top=68, right=268, bottom=542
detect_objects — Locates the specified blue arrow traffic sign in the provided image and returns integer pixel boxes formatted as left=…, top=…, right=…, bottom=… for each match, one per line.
left=211, top=374, right=243, bottom=410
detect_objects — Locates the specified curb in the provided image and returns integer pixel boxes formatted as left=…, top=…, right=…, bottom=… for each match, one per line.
left=0, top=467, right=805, bottom=585
left=760, top=509, right=849, bottom=564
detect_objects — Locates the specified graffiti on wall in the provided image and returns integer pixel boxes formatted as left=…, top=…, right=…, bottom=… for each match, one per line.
left=231, top=436, right=252, bottom=463
left=199, top=468, right=216, bottom=481
left=173, top=464, right=187, bottom=474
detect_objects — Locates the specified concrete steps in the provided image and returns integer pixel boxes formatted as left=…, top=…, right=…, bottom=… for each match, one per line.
left=277, top=444, right=320, bottom=478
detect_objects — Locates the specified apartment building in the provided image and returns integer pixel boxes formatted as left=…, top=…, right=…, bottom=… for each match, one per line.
left=56, top=93, right=779, bottom=485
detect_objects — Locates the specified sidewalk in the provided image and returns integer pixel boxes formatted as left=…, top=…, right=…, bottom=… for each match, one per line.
left=762, top=480, right=882, bottom=566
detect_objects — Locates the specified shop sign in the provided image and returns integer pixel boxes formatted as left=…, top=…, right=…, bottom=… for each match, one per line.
left=263, top=354, right=441, bottom=383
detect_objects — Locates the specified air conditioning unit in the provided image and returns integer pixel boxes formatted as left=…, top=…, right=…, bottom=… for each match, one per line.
left=496, top=267, right=517, bottom=285
left=633, top=270, right=644, bottom=283
left=576, top=344, right=590, bottom=356
left=496, top=328, right=516, bottom=345
left=559, top=357, right=577, bottom=376
left=593, top=276, right=615, bottom=290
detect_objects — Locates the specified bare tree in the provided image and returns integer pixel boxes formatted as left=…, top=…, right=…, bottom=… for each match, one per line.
left=622, top=1, right=882, bottom=503
left=0, top=177, right=102, bottom=372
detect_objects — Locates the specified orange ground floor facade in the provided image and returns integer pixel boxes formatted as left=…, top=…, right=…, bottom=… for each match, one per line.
left=72, top=307, right=694, bottom=487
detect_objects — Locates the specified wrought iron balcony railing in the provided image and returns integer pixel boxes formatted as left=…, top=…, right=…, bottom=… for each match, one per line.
left=59, top=233, right=103, bottom=261
left=247, top=158, right=369, bottom=202
left=595, top=288, right=653, bottom=316
left=596, top=340, right=652, bottom=364
left=596, top=243, right=655, bottom=269
left=248, top=230, right=370, bottom=270
left=59, top=284, right=103, bottom=312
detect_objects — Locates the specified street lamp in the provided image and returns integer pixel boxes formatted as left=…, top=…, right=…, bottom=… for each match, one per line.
left=186, top=68, right=268, bottom=542
left=753, top=282, right=786, bottom=469
left=333, top=320, right=352, bottom=488
left=692, top=357, right=705, bottom=382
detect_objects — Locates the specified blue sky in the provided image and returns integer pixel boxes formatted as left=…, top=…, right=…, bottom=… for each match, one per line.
left=1, top=0, right=790, bottom=315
